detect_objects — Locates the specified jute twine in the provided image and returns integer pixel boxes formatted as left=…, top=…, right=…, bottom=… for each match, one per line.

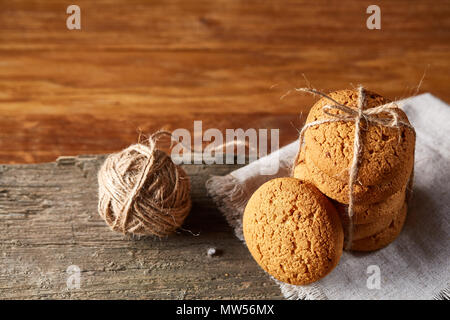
left=98, top=131, right=191, bottom=237
left=294, top=86, right=415, bottom=250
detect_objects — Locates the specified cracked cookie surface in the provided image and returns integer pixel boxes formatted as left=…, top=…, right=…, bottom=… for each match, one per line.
left=339, top=203, right=403, bottom=241
left=294, top=146, right=408, bottom=206
left=352, top=214, right=396, bottom=241
left=334, top=185, right=405, bottom=225
left=350, top=202, right=407, bottom=251
left=243, top=177, right=344, bottom=285
left=304, top=89, right=415, bottom=187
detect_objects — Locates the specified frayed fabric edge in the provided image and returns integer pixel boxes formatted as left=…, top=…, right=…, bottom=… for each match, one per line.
left=274, top=278, right=327, bottom=300
left=205, top=174, right=328, bottom=300
left=205, top=174, right=248, bottom=241
left=434, top=284, right=450, bottom=300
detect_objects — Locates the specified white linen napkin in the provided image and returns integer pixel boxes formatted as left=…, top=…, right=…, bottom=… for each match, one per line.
left=206, top=93, right=450, bottom=300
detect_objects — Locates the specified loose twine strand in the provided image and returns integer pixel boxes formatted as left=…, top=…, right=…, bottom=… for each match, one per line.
left=98, top=131, right=191, bottom=237
left=293, top=86, right=415, bottom=250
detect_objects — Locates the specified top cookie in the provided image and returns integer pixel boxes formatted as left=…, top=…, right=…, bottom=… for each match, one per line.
left=243, top=177, right=344, bottom=285
left=304, top=89, right=415, bottom=186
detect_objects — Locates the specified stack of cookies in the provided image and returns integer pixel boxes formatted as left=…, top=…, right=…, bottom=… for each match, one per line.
left=293, top=89, right=415, bottom=251
left=242, top=88, right=415, bottom=285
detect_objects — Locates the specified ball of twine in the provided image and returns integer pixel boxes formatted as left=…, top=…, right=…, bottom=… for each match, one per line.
left=98, top=131, right=191, bottom=237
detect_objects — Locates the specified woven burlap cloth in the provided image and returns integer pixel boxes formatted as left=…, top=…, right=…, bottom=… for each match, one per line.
left=206, top=93, right=449, bottom=300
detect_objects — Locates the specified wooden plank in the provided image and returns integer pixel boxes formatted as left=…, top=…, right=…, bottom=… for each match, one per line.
left=0, top=155, right=282, bottom=299
left=0, top=0, right=449, bottom=163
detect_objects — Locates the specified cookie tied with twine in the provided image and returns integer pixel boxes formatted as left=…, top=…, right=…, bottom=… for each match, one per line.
left=294, top=86, right=415, bottom=250
left=98, top=131, right=191, bottom=237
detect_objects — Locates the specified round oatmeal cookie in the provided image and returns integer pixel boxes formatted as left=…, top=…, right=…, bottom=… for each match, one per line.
left=243, top=177, right=344, bottom=285
left=294, top=155, right=405, bottom=226
left=334, top=185, right=406, bottom=224
left=350, top=202, right=407, bottom=252
left=339, top=206, right=401, bottom=241
left=304, top=89, right=415, bottom=187
left=303, top=149, right=412, bottom=203
left=294, top=146, right=409, bottom=205
left=352, top=214, right=394, bottom=240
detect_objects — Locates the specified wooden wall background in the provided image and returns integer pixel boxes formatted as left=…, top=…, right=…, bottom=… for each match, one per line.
left=0, top=0, right=449, bottom=164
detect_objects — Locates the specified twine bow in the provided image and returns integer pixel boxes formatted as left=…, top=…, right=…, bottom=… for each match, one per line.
left=294, top=86, right=415, bottom=249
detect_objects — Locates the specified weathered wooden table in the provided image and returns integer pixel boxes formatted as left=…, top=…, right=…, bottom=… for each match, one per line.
left=0, top=155, right=282, bottom=299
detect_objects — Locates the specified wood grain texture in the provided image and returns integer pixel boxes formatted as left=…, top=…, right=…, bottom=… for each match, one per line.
left=0, top=155, right=282, bottom=299
left=0, top=0, right=449, bottom=164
